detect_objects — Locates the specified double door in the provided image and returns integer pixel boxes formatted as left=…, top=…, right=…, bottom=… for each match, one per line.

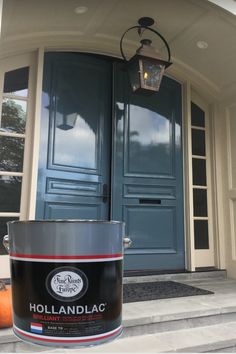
left=36, top=53, right=184, bottom=271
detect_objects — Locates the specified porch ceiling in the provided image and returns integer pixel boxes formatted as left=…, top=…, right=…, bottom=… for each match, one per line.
left=1, top=0, right=236, bottom=99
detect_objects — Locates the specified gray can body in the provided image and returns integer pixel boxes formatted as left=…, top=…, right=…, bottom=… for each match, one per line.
left=7, top=220, right=125, bottom=347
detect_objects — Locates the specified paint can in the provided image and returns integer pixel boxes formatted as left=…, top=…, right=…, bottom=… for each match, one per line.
left=3, top=220, right=131, bottom=347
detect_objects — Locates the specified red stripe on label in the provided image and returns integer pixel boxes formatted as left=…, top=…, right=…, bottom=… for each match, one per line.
left=31, top=323, right=42, bottom=328
left=15, top=326, right=122, bottom=343
left=10, top=253, right=122, bottom=260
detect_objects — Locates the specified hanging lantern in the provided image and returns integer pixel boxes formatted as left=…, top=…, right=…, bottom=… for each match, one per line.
left=120, top=17, right=172, bottom=93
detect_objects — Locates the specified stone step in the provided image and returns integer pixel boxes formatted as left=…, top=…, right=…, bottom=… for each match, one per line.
left=123, top=277, right=236, bottom=337
left=123, top=298, right=236, bottom=337
left=68, top=321, right=236, bottom=353
left=123, top=272, right=234, bottom=333
left=123, top=270, right=227, bottom=284
left=0, top=328, right=17, bottom=345
left=2, top=291, right=236, bottom=349
left=3, top=321, right=236, bottom=353
left=2, top=290, right=235, bottom=340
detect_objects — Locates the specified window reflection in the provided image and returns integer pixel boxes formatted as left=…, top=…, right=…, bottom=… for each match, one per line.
left=128, top=105, right=171, bottom=174
left=57, top=113, right=77, bottom=131
left=130, top=105, right=170, bottom=146
left=48, top=61, right=106, bottom=171
left=0, top=98, right=26, bottom=133
left=54, top=114, right=96, bottom=169
left=0, top=136, right=24, bottom=172
left=0, top=176, right=22, bottom=212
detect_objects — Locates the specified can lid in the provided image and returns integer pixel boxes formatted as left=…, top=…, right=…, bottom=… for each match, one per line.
left=7, top=219, right=125, bottom=225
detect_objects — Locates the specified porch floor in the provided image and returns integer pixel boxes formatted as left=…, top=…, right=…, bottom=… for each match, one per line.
left=2, top=271, right=236, bottom=352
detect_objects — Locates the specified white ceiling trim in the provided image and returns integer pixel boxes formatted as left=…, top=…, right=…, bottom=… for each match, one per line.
left=207, top=0, right=236, bottom=15
left=1, top=0, right=236, bottom=99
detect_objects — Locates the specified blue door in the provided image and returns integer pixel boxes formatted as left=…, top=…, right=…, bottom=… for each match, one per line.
left=112, top=63, right=185, bottom=271
left=36, top=53, right=112, bottom=220
left=36, top=54, right=184, bottom=271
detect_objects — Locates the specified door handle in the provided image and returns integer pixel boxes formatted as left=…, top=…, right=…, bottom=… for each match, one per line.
left=102, top=184, right=109, bottom=203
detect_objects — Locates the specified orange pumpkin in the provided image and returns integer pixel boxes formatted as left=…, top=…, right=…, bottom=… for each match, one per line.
left=0, top=281, right=13, bottom=328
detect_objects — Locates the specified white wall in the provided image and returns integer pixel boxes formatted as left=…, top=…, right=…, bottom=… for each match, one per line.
left=218, top=99, right=236, bottom=278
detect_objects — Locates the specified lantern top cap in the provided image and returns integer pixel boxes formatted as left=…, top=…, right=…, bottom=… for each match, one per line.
left=136, top=38, right=162, bottom=61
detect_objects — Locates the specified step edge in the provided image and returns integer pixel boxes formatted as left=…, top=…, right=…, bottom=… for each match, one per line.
left=173, top=338, right=236, bottom=353
left=1, top=322, right=236, bottom=352
left=123, top=271, right=227, bottom=284
left=124, top=307, right=236, bottom=327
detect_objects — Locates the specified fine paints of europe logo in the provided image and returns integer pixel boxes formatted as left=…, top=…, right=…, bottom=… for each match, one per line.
left=46, top=267, right=88, bottom=302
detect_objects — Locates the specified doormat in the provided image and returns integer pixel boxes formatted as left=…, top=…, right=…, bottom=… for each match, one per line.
left=123, top=281, right=213, bottom=303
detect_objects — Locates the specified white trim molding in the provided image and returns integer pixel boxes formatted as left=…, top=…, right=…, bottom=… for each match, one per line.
left=226, top=104, right=236, bottom=262
left=190, top=90, right=216, bottom=269
left=0, top=0, right=3, bottom=39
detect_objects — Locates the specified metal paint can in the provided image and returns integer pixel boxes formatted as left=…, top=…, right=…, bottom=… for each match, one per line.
left=4, top=220, right=130, bottom=347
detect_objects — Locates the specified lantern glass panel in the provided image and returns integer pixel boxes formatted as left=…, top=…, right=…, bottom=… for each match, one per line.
left=128, top=59, right=141, bottom=92
left=141, top=58, right=165, bottom=91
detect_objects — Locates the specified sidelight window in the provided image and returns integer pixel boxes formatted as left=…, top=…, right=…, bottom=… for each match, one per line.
left=0, top=67, right=29, bottom=254
left=191, top=102, right=209, bottom=250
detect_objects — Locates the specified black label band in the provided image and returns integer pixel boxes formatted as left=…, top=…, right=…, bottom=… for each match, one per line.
left=11, top=260, right=123, bottom=340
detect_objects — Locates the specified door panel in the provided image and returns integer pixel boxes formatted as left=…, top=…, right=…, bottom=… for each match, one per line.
left=124, top=205, right=176, bottom=249
left=126, top=103, right=173, bottom=176
left=112, top=63, right=184, bottom=271
left=36, top=53, right=111, bottom=220
left=44, top=201, right=103, bottom=220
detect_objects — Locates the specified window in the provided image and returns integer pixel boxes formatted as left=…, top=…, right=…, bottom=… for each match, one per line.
left=0, top=67, right=29, bottom=254
left=191, top=102, right=209, bottom=250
